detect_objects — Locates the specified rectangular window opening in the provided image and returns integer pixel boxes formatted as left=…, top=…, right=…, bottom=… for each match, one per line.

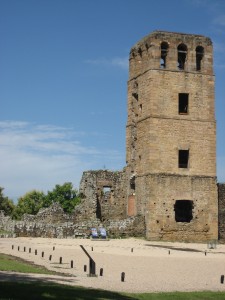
left=179, top=93, right=189, bottom=114
left=103, top=187, right=111, bottom=202
left=179, top=150, right=189, bottom=168
left=174, top=200, right=193, bottom=222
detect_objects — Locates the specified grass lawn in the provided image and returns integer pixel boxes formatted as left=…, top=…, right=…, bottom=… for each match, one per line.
left=0, top=253, right=58, bottom=275
left=1, top=252, right=225, bottom=299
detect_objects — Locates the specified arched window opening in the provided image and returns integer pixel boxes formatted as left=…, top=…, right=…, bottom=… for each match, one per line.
left=160, top=42, right=169, bottom=68
left=177, top=44, right=187, bottom=70
left=196, top=46, right=204, bottom=71
left=130, top=174, right=136, bottom=191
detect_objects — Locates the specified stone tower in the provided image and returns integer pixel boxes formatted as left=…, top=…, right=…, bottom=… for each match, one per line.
left=126, top=31, right=218, bottom=241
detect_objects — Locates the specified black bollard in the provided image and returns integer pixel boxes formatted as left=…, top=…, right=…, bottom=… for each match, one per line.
left=131, top=248, right=133, bottom=253
left=49, top=255, right=52, bottom=261
left=71, top=260, right=73, bottom=268
left=18, top=246, right=20, bottom=251
left=100, top=268, right=103, bottom=276
left=29, top=248, right=31, bottom=253
left=42, top=251, right=44, bottom=258
left=24, top=247, right=26, bottom=252
left=12, top=245, right=14, bottom=250
left=59, top=257, right=62, bottom=264
left=221, top=275, right=224, bottom=284
left=168, top=250, right=170, bottom=255
left=121, top=272, right=125, bottom=282
left=205, top=251, right=207, bottom=256
left=84, top=265, right=87, bottom=272
left=92, top=247, right=93, bottom=251
left=53, top=246, right=55, bottom=251
left=35, top=249, right=37, bottom=255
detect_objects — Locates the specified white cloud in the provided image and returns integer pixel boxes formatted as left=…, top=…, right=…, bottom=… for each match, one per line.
left=0, top=121, right=123, bottom=200
left=85, top=56, right=128, bottom=70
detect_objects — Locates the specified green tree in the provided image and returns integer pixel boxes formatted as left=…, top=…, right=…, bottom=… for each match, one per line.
left=0, top=187, right=15, bottom=216
left=44, top=182, right=80, bottom=213
left=13, top=190, right=45, bottom=220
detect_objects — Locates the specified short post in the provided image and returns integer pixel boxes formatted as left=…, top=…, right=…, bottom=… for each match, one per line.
left=24, top=247, right=26, bottom=252
left=49, top=255, right=52, bottom=261
left=71, top=260, right=73, bottom=268
left=53, top=246, right=55, bottom=251
left=35, top=249, right=37, bottom=255
left=42, top=251, right=44, bottom=258
left=221, top=275, right=224, bottom=284
left=92, top=247, right=93, bottom=251
left=80, top=245, right=96, bottom=276
left=205, top=251, right=207, bottom=256
left=90, top=258, right=95, bottom=275
left=84, top=265, right=87, bottom=272
left=121, top=272, right=125, bottom=282
left=131, top=248, right=133, bottom=253
left=59, top=257, right=62, bottom=264
left=100, top=268, right=103, bottom=276
left=18, top=246, right=20, bottom=251
left=29, top=248, right=31, bottom=253
left=168, top=250, right=170, bottom=255
left=12, top=245, right=14, bottom=250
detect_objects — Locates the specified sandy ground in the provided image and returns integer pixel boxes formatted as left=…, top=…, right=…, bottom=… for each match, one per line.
left=1, top=237, right=225, bottom=293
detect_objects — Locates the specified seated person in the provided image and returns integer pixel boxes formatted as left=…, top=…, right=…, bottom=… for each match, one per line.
left=91, top=228, right=98, bottom=239
left=99, top=227, right=107, bottom=239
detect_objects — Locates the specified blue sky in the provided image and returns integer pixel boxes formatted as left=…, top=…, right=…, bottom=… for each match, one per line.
left=0, top=0, right=225, bottom=200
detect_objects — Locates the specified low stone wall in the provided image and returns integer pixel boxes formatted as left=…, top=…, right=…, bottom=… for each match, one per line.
left=218, top=183, right=225, bottom=241
left=0, top=204, right=145, bottom=239
left=13, top=216, right=145, bottom=239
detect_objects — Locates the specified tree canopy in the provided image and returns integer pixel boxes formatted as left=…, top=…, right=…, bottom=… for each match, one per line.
left=0, top=182, right=80, bottom=219
left=13, top=190, right=45, bottom=220
left=44, top=182, right=80, bottom=213
left=0, top=187, right=15, bottom=216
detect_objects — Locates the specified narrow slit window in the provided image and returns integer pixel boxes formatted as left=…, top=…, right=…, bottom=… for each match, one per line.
left=179, top=150, right=189, bottom=168
left=160, top=42, right=169, bottom=68
left=196, top=46, right=204, bottom=71
left=177, top=44, right=187, bottom=70
left=130, top=174, right=135, bottom=191
left=179, top=93, right=189, bottom=114
left=174, top=200, right=193, bottom=222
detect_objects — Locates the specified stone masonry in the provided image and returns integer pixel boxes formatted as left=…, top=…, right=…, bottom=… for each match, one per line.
left=126, top=31, right=218, bottom=241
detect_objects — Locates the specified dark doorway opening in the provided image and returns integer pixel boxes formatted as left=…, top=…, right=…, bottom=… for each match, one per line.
left=174, top=200, right=193, bottom=222
left=96, top=196, right=102, bottom=220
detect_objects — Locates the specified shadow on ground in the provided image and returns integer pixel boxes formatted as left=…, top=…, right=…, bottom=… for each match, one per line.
left=145, top=244, right=203, bottom=253
left=0, top=274, right=135, bottom=300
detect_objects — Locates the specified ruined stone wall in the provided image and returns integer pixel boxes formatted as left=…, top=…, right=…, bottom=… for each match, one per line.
left=0, top=205, right=145, bottom=239
left=218, top=183, right=225, bottom=241
left=23, top=203, right=70, bottom=224
left=79, top=170, right=127, bottom=222
left=0, top=210, right=15, bottom=237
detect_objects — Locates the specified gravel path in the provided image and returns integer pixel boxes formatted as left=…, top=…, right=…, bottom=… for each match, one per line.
left=1, top=237, right=225, bottom=293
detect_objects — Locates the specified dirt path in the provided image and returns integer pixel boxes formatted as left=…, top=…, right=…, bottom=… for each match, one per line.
left=1, top=237, right=225, bottom=293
